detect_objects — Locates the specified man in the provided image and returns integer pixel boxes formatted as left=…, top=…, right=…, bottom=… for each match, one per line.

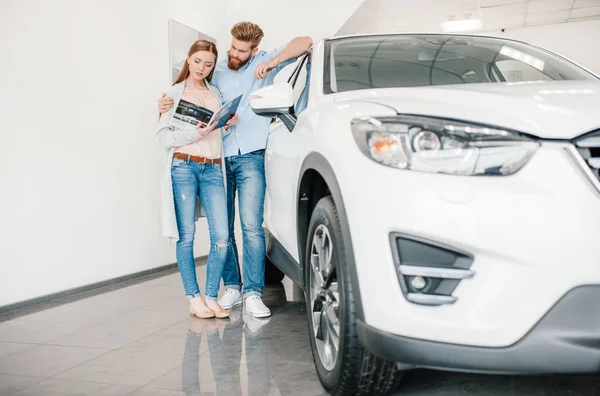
left=159, top=22, right=312, bottom=318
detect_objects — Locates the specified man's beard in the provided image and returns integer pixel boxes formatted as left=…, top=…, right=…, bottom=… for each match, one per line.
left=228, top=55, right=249, bottom=71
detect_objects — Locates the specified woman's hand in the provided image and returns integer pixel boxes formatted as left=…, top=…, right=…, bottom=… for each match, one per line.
left=226, top=113, right=239, bottom=128
left=158, top=93, right=174, bottom=113
left=196, top=120, right=217, bottom=137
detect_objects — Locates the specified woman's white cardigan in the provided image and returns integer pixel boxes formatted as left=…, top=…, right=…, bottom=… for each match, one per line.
left=156, top=80, right=228, bottom=244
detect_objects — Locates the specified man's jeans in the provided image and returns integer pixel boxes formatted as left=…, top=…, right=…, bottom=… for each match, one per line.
left=171, top=158, right=229, bottom=300
left=222, top=150, right=266, bottom=297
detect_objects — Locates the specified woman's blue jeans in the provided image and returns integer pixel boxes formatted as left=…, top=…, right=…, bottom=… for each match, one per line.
left=171, top=158, right=229, bottom=300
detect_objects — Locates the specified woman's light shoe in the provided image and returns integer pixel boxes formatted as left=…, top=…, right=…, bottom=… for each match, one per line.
left=189, top=306, right=215, bottom=319
left=208, top=307, right=230, bottom=319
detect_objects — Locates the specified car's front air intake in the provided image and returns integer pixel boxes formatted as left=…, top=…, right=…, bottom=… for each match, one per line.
left=575, top=131, right=600, bottom=182
left=389, top=234, right=475, bottom=306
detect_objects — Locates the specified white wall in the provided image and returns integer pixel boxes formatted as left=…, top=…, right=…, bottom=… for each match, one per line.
left=222, top=0, right=364, bottom=49
left=0, top=0, right=225, bottom=307
left=0, top=0, right=364, bottom=308
left=221, top=0, right=365, bottom=81
left=479, top=20, right=600, bottom=75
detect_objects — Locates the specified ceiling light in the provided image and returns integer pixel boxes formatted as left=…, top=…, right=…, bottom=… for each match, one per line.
left=440, top=19, right=482, bottom=32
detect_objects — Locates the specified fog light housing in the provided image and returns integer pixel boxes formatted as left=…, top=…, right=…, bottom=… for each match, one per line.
left=390, top=233, right=475, bottom=306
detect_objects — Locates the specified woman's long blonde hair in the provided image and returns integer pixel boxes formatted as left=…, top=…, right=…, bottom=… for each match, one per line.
left=173, top=40, right=219, bottom=85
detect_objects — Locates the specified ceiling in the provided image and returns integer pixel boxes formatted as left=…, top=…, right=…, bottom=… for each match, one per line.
left=336, top=0, right=600, bottom=35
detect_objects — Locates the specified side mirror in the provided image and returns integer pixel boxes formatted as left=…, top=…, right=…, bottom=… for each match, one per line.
left=250, top=83, right=296, bottom=131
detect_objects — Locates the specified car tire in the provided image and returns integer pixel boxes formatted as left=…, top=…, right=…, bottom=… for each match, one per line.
left=305, top=196, right=402, bottom=396
left=265, top=256, right=285, bottom=284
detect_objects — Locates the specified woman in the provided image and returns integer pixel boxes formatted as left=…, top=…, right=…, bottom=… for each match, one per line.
left=157, top=40, right=237, bottom=319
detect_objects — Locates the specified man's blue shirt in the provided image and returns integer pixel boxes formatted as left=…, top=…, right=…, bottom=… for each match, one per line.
left=212, top=44, right=296, bottom=157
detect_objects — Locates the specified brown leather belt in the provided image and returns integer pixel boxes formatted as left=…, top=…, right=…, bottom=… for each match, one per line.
left=173, top=152, right=221, bottom=165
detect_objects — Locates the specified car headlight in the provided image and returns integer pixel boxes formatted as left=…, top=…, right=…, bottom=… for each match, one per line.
left=351, top=115, right=540, bottom=176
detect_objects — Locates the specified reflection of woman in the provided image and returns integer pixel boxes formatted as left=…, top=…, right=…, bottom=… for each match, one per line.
left=182, top=317, right=243, bottom=396
left=180, top=313, right=275, bottom=395
left=157, top=40, right=238, bottom=319
left=182, top=327, right=202, bottom=396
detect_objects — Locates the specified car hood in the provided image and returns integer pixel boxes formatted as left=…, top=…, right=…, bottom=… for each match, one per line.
left=336, top=81, right=600, bottom=140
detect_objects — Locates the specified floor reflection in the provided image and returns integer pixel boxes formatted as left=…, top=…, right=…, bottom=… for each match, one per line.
left=176, top=283, right=600, bottom=396
left=181, top=308, right=271, bottom=395
left=177, top=285, right=325, bottom=396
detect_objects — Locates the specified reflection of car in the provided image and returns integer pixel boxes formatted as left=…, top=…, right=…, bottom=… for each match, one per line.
left=250, top=34, right=600, bottom=395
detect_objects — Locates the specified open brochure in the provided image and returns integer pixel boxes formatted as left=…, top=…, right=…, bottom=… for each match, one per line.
left=210, top=94, right=242, bottom=129
left=170, top=94, right=242, bottom=131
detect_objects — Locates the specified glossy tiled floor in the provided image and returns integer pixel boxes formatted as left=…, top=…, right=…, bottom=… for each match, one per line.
left=0, top=264, right=598, bottom=396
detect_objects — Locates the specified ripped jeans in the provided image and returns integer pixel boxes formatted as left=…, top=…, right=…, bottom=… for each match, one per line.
left=171, top=157, right=229, bottom=300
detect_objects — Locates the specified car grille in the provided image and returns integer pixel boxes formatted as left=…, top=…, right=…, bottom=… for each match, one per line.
left=575, top=131, right=600, bottom=182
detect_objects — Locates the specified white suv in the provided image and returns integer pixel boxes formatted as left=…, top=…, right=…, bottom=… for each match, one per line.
left=251, top=34, right=600, bottom=396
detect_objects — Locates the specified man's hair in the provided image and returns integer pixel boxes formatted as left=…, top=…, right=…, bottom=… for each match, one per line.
left=231, top=22, right=264, bottom=48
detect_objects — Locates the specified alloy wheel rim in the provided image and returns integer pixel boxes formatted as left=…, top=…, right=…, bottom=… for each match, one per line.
left=309, top=224, right=340, bottom=371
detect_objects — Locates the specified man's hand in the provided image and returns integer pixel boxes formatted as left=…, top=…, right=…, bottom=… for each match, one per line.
left=158, top=93, right=174, bottom=114
left=254, top=37, right=312, bottom=80
left=196, top=120, right=217, bottom=137
left=255, top=58, right=278, bottom=80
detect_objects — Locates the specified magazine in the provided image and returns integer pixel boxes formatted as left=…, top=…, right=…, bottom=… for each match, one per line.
left=170, top=94, right=243, bottom=131
left=170, top=99, right=213, bottom=129
left=209, top=94, right=242, bottom=129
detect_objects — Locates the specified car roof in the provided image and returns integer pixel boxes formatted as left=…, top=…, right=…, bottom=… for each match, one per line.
left=326, top=32, right=530, bottom=46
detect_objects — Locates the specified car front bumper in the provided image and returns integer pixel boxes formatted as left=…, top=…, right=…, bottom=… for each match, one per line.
left=337, top=142, right=600, bottom=348
left=357, top=285, right=600, bottom=374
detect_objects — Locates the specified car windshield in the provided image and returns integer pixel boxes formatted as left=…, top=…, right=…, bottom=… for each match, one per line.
left=323, top=34, right=598, bottom=94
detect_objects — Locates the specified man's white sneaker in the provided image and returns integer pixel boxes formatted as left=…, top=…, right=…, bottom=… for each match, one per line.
left=217, top=288, right=242, bottom=310
left=244, top=295, right=271, bottom=318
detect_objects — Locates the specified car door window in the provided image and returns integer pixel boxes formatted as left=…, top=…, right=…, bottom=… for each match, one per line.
left=291, top=54, right=311, bottom=116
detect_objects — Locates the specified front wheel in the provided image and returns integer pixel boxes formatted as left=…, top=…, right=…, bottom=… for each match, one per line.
left=305, top=196, right=402, bottom=396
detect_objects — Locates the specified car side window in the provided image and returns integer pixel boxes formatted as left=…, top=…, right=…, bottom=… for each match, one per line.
left=292, top=54, right=311, bottom=116
left=495, top=59, right=552, bottom=82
